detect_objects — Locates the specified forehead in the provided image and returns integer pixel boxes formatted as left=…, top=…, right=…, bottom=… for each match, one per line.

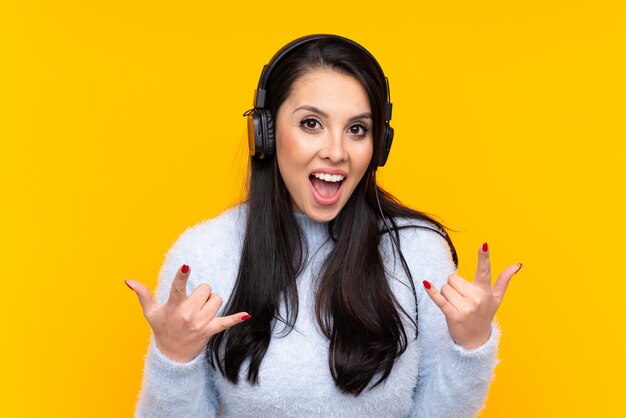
left=284, top=69, right=371, bottom=112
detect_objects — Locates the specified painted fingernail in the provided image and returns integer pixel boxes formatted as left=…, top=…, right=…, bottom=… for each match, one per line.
left=422, top=280, right=432, bottom=290
left=241, top=314, right=251, bottom=321
left=181, top=264, right=190, bottom=274
left=482, top=242, right=489, bottom=253
left=124, top=280, right=133, bottom=290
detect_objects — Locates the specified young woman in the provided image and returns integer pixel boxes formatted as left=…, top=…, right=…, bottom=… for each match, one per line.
left=126, top=34, right=521, bottom=417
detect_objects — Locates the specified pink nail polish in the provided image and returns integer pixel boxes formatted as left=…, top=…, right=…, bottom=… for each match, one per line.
left=241, top=314, right=251, bottom=321
left=181, top=264, right=190, bottom=274
left=482, top=242, right=489, bottom=252
left=124, top=280, right=133, bottom=290
left=422, top=280, right=432, bottom=290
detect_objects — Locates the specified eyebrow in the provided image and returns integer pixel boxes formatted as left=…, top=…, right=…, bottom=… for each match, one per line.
left=292, top=105, right=372, bottom=122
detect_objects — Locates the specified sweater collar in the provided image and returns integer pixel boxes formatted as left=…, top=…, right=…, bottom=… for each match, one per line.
left=293, top=212, right=330, bottom=247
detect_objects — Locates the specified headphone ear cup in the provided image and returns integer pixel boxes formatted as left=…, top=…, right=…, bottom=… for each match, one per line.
left=378, top=124, right=394, bottom=166
left=247, top=109, right=276, bottom=159
left=247, top=110, right=263, bottom=158
left=262, top=110, right=276, bottom=158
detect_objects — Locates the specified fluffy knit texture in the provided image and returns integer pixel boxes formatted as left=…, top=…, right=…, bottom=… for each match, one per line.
left=135, top=204, right=500, bottom=418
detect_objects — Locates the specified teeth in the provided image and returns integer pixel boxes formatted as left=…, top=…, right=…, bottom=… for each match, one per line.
left=313, top=172, right=345, bottom=182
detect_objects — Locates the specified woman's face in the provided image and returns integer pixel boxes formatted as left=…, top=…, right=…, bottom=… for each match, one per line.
left=275, top=69, right=374, bottom=223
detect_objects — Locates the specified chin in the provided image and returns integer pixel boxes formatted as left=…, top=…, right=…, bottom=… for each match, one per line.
left=303, top=205, right=342, bottom=223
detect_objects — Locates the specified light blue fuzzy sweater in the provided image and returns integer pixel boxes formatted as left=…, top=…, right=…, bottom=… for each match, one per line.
left=135, top=204, right=500, bottom=417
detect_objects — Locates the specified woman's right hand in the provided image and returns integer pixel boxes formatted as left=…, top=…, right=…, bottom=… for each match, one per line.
left=126, top=264, right=250, bottom=363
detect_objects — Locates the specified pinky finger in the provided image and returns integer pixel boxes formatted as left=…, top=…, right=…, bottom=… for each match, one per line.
left=423, top=280, right=456, bottom=318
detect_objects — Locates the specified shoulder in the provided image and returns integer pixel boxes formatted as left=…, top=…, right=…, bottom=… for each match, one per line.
left=169, top=203, right=248, bottom=254
left=385, top=216, right=457, bottom=285
left=394, top=217, right=452, bottom=260
left=155, top=203, right=249, bottom=303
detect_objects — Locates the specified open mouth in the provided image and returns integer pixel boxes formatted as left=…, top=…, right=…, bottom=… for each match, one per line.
left=309, top=172, right=345, bottom=205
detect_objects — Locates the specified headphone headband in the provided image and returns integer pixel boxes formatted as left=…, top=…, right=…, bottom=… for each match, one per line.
left=254, top=34, right=390, bottom=117
left=245, top=34, right=394, bottom=166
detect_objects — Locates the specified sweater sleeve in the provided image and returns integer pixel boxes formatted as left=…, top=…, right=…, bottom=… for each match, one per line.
left=135, top=224, right=219, bottom=418
left=404, top=227, right=500, bottom=418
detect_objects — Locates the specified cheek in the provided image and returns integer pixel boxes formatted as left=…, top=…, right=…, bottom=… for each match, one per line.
left=354, top=141, right=374, bottom=174
left=276, top=117, right=303, bottom=152
left=276, top=128, right=308, bottom=187
left=276, top=129, right=295, bottom=169
left=276, top=126, right=318, bottom=169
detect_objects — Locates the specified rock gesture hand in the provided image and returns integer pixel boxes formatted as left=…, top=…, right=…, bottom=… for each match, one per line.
left=423, top=243, right=522, bottom=349
left=126, top=264, right=250, bottom=363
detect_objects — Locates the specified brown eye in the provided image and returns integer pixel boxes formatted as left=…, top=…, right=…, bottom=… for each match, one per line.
left=300, top=118, right=322, bottom=131
left=348, top=124, right=369, bottom=137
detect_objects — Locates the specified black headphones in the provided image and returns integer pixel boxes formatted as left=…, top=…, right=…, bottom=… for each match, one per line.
left=244, top=34, right=394, bottom=167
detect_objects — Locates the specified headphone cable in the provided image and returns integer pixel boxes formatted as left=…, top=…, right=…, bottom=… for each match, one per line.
left=374, top=173, right=419, bottom=338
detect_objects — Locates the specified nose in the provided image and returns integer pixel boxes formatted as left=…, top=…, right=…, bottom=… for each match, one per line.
left=319, top=130, right=348, bottom=163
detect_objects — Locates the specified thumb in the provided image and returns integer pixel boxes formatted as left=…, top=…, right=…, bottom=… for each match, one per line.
left=207, top=312, right=252, bottom=336
left=492, top=263, right=523, bottom=305
left=125, top=280, right=158, bottom=316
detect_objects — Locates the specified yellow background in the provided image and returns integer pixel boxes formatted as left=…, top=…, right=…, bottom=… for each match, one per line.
left=1, top=1, right=624, bottom=416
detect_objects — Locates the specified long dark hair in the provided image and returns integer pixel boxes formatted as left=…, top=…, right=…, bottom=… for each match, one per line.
left=209, top=37, right=457, bottom=395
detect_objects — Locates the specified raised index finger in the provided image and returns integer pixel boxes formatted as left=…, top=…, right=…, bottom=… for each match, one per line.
left=474, top=242, right=492, bottom=288
left=167, top=264, right=190, bottom=305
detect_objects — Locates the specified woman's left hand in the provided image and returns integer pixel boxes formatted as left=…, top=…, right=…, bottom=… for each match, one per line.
left=423, top=243, right=522, bottom=349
